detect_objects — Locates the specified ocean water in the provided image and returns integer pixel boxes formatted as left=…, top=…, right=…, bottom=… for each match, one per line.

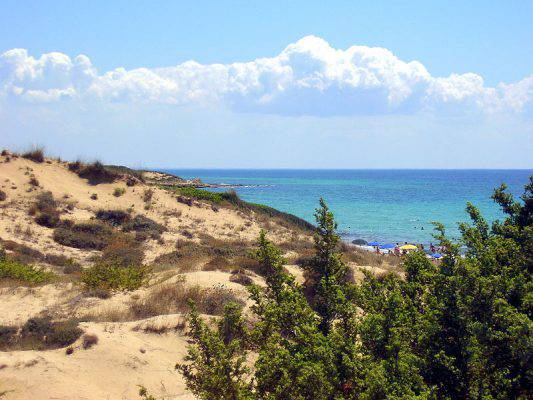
left=161, top=169, right=532, bottom=245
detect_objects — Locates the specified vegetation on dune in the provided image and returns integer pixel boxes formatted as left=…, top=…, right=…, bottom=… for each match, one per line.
left=113, top=187, right=126, bottom=197
left=30, top=191, right=61, bottom=228
left=0, top=248, right=53, bottom=284
left=81, top=263, right=149, bottom=291
left=171, top=177, right=532, bottom=400
left=53, top=221, right=116, bottom=250
left=0, top=316, right=82, bottom=351
left=76, top=161, right=119, bottom=185
left=174, top=186, right=314, bottom=231
left=0, top=258, right=53, bottom=284
left=21, top=147, right=45, bottom=163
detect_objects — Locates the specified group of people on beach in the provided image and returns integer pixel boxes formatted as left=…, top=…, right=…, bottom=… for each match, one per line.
left=372, top=242, right=445, bottom=257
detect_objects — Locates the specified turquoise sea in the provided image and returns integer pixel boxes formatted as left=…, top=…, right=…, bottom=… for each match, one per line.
left=161, top=169, right=532, bottom=246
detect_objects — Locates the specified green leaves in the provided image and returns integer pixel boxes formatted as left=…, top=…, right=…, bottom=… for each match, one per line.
left=175, top=179, right=532, bottom=400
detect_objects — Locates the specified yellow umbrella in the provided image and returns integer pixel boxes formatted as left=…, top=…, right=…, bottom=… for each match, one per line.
left=400, top=244, right=417, bottom=250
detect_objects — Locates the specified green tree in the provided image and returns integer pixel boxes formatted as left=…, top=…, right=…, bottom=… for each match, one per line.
left=304, top=198, right=351, bottom=335
left=175, top=180, right=532, bottom=400
left=176, top=302, right=253, bottom=400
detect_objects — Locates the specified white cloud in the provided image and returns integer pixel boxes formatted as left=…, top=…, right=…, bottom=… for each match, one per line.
left=0, top=36, right=531, bottom=117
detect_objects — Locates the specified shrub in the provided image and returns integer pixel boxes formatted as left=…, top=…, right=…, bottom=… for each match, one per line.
left=99, top=237, right=144, bottom=268
left=96, top=209, right=131, bottom=226
left=143, top=188, right=154, bottom=203
left=45, top=253, right=78, bottom=267
left=28, top=176, right=40, bottom=186
left=177, top=195, right=193, bottom=206
left=77, top=161, right=118, bottom=185
left=35, top=210, right=60, bottom=228
left=32, top=191, right=57, bottom=212
left=0, top=258, right=53, bottom=284
left=30, top=191, right=61, bottom=228
left=0, top=318, right=80, bottom=351
left=202, top=256, right=231, bottom=272
left=175, top=187, right=226, bottom=204
left=22, top=147, right=45, bottom=163
left=113, top=187, right=126, bottom=197
left=4, top=317, right=83, bottom=350
left=0, top=190, right=6, bottom=201
left=53, top=222, right=115, bottom=250
left=229, top=271, right=253, bottom=286
left=130, top=282, right=244, bottom=318
left=84, top=288, right=112, bottom=299
left=122, top=215, right=166, bottom=240
left=81, top=263, right=149, bottom=291
left=0, top=239, right=44, bottom=264
left=82, top=333, right=99, bottom=349
left=68, top=160, right=82, bottom=171
left=90, top=193, right=98, bottom=200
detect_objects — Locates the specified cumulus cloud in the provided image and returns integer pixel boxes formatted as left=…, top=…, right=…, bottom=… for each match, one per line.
left=0, top=36, right=531, bottom=116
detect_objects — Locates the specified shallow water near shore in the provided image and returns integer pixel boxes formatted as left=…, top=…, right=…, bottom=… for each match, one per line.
left=161, top=169, right=532, bottom=245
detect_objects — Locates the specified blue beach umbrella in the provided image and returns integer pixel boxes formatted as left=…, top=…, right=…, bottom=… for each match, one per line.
left=367, top=241, right=380, bottom=246
left=380, top=243, right=395, bottom=249
left=431, top=253, right=442, bottom=259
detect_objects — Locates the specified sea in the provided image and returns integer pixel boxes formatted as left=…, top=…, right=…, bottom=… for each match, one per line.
left=160, top=169, right=532, bottom=246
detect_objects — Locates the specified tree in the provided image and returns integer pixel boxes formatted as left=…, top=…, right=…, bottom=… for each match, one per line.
left=176, top=302, right=253, bottom=400
left=304, top=198, right=351, bottom=335
left=175, top=179, right=532, bottom=400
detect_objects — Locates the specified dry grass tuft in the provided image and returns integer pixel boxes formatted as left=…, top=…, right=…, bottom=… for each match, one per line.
left=22, top=147, right=45, bottom=163
left=82, top=333, right=99, bottom=349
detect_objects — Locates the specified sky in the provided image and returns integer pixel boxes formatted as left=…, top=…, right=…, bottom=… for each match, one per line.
left=0, top=0, right=532, bottom=168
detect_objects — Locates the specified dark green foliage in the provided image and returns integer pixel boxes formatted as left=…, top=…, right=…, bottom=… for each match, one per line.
left=0, top=189, right=6, bottom=201
left=303, top=198, right=352, bottom=334
left=176, top=187, right=229, bottom=204
left=176, top=302, right=254, bottom=400
left=175, top=178, right=532, bottom=400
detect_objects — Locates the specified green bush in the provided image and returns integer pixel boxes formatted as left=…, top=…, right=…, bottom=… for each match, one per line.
left=0, top=189, right=6, bottom=201
left=177, top=179, right=533, bottom=400
left=175, top=187, right=227, bottom=204
left=0, top=258, right=53, bottom=284
left=81, top=263, right=149, bottom=291
left=113, top=187, right=126, bottom=197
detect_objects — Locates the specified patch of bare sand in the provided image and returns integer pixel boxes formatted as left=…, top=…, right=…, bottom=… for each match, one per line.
left=0, top=318, right=193, bottom=400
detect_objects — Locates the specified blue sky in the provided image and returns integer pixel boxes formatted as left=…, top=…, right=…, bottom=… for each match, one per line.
left=0, top=1, right=532, bottom=168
